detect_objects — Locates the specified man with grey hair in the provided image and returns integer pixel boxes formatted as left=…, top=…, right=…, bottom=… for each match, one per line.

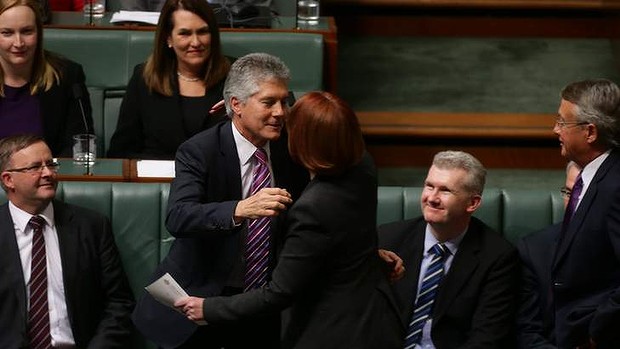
left=379, top=150, right=519, bottom=348
left=132, top=53, right=309, bottom=348
left=550, top=79, right=620, bottom=348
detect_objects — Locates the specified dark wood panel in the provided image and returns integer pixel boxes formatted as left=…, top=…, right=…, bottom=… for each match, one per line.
left=325, top=5, right=620, bottom=37
left=358, top=111, right=564, bottom=168
left=358, top=112, right=556, bottom=139
left=324, top=0, right=620, bottom=10
left=366, top=142, right=565, bottom=168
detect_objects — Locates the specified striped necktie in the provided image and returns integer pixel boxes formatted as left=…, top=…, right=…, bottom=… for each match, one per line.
left=244, top=148, right=272, bottom=291
left=28, top=215, right=52, bottom=349
left=404, top=243, right=450, bottom=349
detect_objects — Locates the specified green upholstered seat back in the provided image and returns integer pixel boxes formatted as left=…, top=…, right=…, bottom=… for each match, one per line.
left=42, top=29, right=324, bottom=155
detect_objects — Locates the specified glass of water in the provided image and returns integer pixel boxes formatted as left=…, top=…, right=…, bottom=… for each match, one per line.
left=297, top=0, right=320, bottom=25
left=83, top=0, right=106, bottom=18
left=73, top=134, right=97, bottom=167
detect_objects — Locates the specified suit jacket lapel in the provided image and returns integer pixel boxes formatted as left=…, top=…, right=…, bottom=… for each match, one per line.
left=53, top=201, right=81, bottom=324
left=394, top=220, right=425, bottom=327
left=0, top=204, right=28, bottom=331
left=552, top=150, right=618, bottom=270
left=219, top=121, right=242, bottom=200
left=433, top=221, right=481, bottom=322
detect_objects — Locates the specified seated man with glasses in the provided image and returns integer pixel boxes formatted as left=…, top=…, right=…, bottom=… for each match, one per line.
left=516, top=161, right=581, bottom=348
left=0, top=134, right=135, bottom=348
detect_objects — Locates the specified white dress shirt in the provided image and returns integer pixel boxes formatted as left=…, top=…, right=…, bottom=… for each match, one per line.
left=9, top=201, right=76, bottom=347
left=231, top=121, right=274, bottom=200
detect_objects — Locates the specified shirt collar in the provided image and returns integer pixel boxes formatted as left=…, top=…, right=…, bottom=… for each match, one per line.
left=231, top=121, right=271, bottom=166
left=423, top=223, right=467, bottom=257
left=580, top=150, right=610, bottom=188
left=9, top=200, right=54, bottom=233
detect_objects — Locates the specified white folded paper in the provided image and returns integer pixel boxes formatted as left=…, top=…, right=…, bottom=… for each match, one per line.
left=145, top=273, right=207, bottom=325
left=110, top=11, right=160, bottom=25
left=145, top=272, right=188, bottom=310
left=136, top=160, right=175, bottom=178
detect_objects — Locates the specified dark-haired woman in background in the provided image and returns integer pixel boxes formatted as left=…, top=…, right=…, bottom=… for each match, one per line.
left=107, top=0, right=230, bottom=159
left=0, top=0, right=93, bottom=156
left=176, top=91, right=402, bottom=349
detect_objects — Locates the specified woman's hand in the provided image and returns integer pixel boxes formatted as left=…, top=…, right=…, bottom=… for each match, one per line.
left=378, top=249, right=405, bottom=282
left=209, top=100, right=225, bottom=115
left=175, top=296, right=205, bottom=322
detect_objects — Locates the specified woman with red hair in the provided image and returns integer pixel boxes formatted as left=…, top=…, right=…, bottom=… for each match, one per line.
left=176, top=91, right=402, bottom=349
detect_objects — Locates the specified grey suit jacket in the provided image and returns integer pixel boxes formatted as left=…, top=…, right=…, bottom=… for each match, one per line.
left=0, top=200, right=134, bottom=349
left=379, top=216, right=520, bottom=349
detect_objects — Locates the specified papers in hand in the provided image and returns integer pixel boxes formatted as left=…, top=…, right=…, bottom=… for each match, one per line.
left=110, top=11, right=160, bottom=25
left=145, top=273, right=188, bottom=310
left=136, top=160, right=175, bottom=178
left=145, top=273, right=207, bottom=325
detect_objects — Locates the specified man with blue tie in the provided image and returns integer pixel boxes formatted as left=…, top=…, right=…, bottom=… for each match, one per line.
left=550, top=79, right=620, bottom=348
left=379, top=150, right=520, bottom=348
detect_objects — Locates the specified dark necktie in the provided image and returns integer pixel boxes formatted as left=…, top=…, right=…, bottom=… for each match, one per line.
left=28, top=215, right=52, bottom=349
left=562, top=172, right=583, bottom=233
left=405, top=243, right=450, bottom=349
left=244, top=148, right=272, bottom=291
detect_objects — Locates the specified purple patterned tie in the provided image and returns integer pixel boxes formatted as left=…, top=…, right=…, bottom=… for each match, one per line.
left=244, top=148, right=272, bottom=291
left=562, top=172, right=583, bottom=233
left=28, top=215, right=52, bottom=349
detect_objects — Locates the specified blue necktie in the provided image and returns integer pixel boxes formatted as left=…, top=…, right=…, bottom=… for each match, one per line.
left=404, top=243, right=449, bottom=349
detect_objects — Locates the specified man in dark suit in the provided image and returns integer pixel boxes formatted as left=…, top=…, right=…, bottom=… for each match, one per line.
left=379, top=150, right=520, bottom=349
left=0, top=135, right=134, bottom=348
left=516, top=161, right=581, bottom=348
left=132, top=53, right=309, bottom=349
left=550, top=79, right=620, bottom=348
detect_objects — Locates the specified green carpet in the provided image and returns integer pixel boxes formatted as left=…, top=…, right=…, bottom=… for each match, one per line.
left=338, top=36, right=620, bottom=113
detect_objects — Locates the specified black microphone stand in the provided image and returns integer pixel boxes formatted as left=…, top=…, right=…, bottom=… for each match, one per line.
left=88, top=0, right=94, bottom=26
left=74, top=84, right=92, bottom=176
left=295, top=0, right=299, bottom=29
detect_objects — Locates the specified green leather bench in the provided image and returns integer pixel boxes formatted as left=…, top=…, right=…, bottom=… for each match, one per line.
left=41, top=28, right=324, bottom=154
left=0, top=182, right=562, bottom=348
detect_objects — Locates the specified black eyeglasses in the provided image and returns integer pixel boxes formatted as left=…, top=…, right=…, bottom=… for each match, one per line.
left=4, top=159, right=60, bottom=174
left=560, top=187, right=572, bottom=198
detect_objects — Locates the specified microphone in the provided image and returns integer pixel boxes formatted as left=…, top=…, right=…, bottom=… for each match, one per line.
left=73, top=83, right=89, bottom=134
left=73, top=83, right=92, bottom=175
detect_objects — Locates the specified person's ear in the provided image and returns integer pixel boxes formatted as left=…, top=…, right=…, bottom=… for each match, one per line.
left=465, top=194, right=482, bottom=214
left=585, top=123, right=598, bottom=144
left=231, top=96, right=243, bottom=117
left=1, top=171, right=14, bottom=191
